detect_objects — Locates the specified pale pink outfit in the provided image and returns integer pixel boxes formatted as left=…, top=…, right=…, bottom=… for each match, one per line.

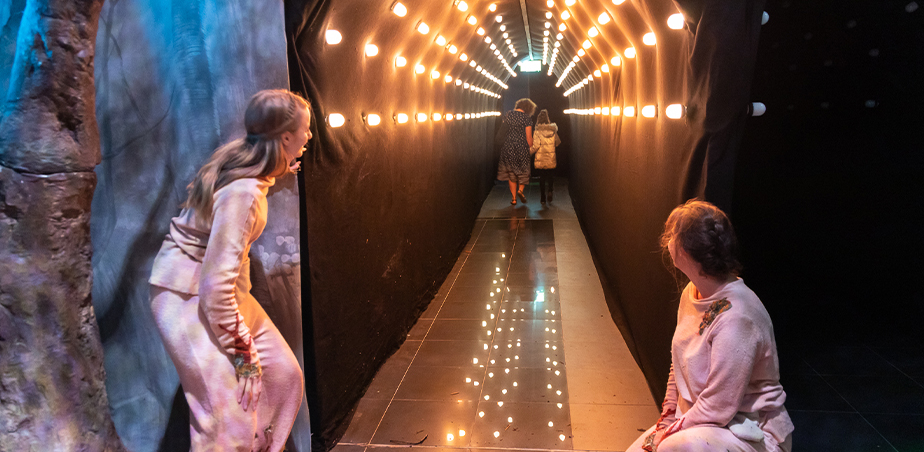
left=628, top=279, right=794, bottom=452
left=149, top=176, right=303, bottom=451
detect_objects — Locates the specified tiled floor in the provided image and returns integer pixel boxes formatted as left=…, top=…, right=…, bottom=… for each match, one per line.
left=332, top=179, right=658, bottom=452
left=779, top=344, right=924, bottom=451
left=332, top=179, right=924, bottom=452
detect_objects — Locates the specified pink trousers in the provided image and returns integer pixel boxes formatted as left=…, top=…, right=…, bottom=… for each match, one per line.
left=151, top=286, right=304, bottom=451
left=627, top=424, right=792, bottom=452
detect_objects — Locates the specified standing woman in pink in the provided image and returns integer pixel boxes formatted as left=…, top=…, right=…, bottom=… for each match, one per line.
left=628, top=200, right=794, bottom=452
left=149, top=90, right=311, bottom=451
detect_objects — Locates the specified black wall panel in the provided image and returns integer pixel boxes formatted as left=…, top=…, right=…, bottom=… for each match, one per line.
left=287, top=1, right=501, bottom=447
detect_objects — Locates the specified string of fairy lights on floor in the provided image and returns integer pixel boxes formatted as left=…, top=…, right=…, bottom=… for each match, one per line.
left=322, top=2, right=516, bottom=128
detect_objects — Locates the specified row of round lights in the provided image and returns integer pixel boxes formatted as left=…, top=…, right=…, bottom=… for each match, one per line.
left=450, top=2, right=517, bottom=86
left=386, top=1, right=510, bottom=93
left=324, top=111, right=500, bottom=128
left=564, top=104, right=686, bottom=119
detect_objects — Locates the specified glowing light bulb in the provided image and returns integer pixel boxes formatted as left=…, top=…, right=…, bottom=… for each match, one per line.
left=625, top=106, right=635, bottom=117
left=459, top=430, right=466, bottom=437
left=327, top=114, right=345, bottom=127
left=365, top=44, right=379, bottom=56
left=642, top=105, right=657, bottom=118
left=557, top=32, right=564, bottom=40
left=490, top=3, right=497, bottom=11
left=545, top=21, right=552, bottom=28
left=582, top=39, right=591, bottom=48
left=395, top=56, right=407, bottom=67
left=599, top=12, right=611, bottom=24
left=611, top=106, right=620, bottom=116
left=588, top=27, right=599, bottom=37
left=457, top=1, right=469, bottom=12
left=455, top=79, right=462, bottom=85
left=460, top=53, right=469, bottom=61
left=625, top=47, right=636, bottom=58
left=666, top=103, right=684, bottom=119
left=366, top=114, right=381, bottom=126
left=547, top=0, right=554, bottom=6
left=468, top=15, right=477, bottom=25
left=395, top=113, right=409, bottom=124
left=614, top=0, right=626, bottom=4
left=391, top=1, right=408, bottom=17
left=415, top=64, right=425, bottom=74
left=561, top=11, right=571, bottom=20
left=416, top=113, right=428, bottom=122
left=602, top=107, right=610, bottom=115
left=611, top=56, right=622, bottom=66
left=431, top=70, right=440, bottom=79
left=643, top=32, right=657, bottom=45
left=560, top=434, right=566, bottom=441
left=494, top=431, right=500, bottom=438
left=566, top=0, right=576, bottom=4
left=496, top=15, right=503, bottom=23
left=668, top=13, right=685, bottom=29
left=436, top=35, right=447, bottom=46
left=577, top=49, right=585, bottom=56
left=479, top=411, right=485, bottom=417
left=417, top=21, right=429, bottom=34
left=325, top=30, right=342, bottom=45
left=594, top=70, right=601, bottom=77
left=477, top=27, right=485, bottom=35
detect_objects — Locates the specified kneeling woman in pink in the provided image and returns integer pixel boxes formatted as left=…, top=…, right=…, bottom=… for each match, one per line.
left=628, top=200, right=794, bottom=452
left=149, top=90, right=311, bottom=451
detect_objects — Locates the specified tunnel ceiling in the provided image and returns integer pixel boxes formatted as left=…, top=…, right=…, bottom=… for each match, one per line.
left=315, top=0, right=687, bottom=123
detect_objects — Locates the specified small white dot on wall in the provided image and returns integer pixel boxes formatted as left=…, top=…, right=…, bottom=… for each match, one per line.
left=907, top=2, right=919, bottom=12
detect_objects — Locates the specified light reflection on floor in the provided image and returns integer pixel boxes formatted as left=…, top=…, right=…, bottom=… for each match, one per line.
left=334, top=180, right=658, bottom=452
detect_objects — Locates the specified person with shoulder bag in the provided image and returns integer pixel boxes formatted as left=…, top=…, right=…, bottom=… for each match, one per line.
left=530, top=109, right=561, bottom=204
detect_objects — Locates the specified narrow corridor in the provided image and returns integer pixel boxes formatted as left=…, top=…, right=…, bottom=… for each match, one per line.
left=333, top=179, right=659, bottom=452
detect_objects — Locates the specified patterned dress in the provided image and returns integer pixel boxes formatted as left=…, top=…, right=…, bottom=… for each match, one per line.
left=497, top=110, right=533, bottom=184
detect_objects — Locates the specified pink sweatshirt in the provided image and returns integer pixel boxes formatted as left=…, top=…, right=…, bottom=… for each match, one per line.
left=149, top=177, right=274, bottom=364
left=659, top=279, right=794, bottom=450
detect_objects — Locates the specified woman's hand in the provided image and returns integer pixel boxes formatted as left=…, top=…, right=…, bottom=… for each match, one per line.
left=237, top=370, right=263, bottom=412
left=232, top=349, right=263, bottom=412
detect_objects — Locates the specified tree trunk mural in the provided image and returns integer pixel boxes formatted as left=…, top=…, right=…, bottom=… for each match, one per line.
left=0, top=0, right=124, bottom=449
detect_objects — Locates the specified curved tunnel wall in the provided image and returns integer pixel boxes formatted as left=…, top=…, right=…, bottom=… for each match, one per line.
left=286, top=1, right=503, bottom=447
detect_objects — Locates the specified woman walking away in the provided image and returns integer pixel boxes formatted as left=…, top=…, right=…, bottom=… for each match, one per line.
left=628, top=200, right=793, bottom=452
left=530, top=109, right=561, bottom=204
left=149, top=89, right=311, bottom=451
left=497, top=98, right=536, bottom=205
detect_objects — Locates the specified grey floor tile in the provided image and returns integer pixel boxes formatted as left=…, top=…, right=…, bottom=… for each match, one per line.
left=469, top=401, right=573, bottom=449
left=445, top=285, right=505, bottom=303
left=491, top=318, right=564, bottom=343
left=825, top=374, right=924, bottom=414
left=339, top=397, right=391, bottom=444
left=499, top=301, right=562, bottom=320
left=802, top=346, right=902, bottom=376
left=502, top=286, right=560, bottom=303
left=871, top=346, right=924, bottom=378
left=781, top=374, right=854, bottom=412
left=370, top=400, right=478, bottom=447
left=506, top=271, right=559, bottom=287
left=570, top=403, right=660, bottom=452
left=488, top=340, right=565, bottom=368
left=407, top=318, right=433, bottom=340
left=788, top=410, right=897, bottom=452
left=863, top=413, right=924, bottom=452
left=479, top=365, right=568, bottom=403
left=427, top=319, right=495, bottom=341
left=412, top=340, right=492, bottom=367
left=434, top=301, right=499, bottom=320
left=394, top=366, right=486, bottom=402
left=452, top=271, right=509, bottom=287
